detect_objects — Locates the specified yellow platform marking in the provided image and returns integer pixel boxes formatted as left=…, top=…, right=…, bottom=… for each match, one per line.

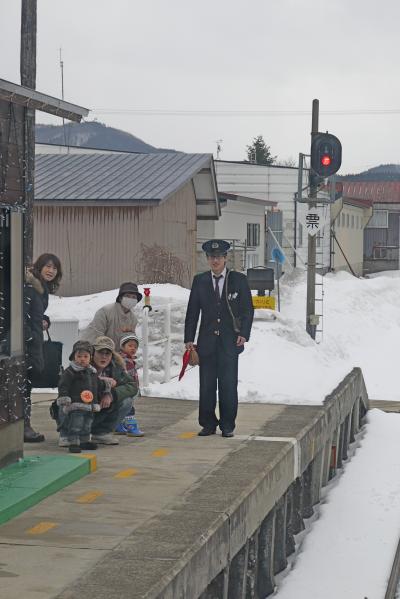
left=27, top=522, right=57, bottom=535
left=178, top=432, right=197, bottom=439
left=76, top=490, right=104, bottom=504
left=114, top=468, right=138, bottom=479
left=78, top=453, right=97, bottom=472
left=152, top=448, right=169, bottom=457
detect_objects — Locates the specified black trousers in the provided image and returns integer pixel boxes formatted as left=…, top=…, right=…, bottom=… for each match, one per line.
left=199, top=338, right=239, bottom=432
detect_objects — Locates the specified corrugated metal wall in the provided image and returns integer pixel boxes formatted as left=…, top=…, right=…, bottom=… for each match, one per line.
left=33, top=182, right=197, bottom=296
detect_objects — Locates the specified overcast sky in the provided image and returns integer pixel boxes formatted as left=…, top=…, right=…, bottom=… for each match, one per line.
left=1, top=0, right=399, bottom=173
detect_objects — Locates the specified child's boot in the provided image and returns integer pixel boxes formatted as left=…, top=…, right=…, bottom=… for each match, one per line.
left=114, top=421, right=128, bottom=435
left=125, top=416, right=144, bottom=437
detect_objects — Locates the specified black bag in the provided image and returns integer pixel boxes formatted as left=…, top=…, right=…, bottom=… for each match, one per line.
left=31, top=331, right=63, bottom=388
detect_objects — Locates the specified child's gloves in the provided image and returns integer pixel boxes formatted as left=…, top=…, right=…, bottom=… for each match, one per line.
left=57, top=396, right=71, bottom=407
left=92, top=404, right=101, bottom=413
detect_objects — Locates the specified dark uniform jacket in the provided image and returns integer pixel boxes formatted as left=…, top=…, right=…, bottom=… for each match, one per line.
left=25, top=270, right=49, bottom=375
left=184, top=269, right=254, bottom=357
left=58, top=365, right=105, bottom=406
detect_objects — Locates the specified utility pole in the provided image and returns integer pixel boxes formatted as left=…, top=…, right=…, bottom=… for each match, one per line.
left=20, top=0, right=37, bottom=265
left=306, top=99, right=319, bottom=339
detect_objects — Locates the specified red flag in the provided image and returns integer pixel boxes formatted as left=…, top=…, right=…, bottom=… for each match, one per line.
left=179, top=349, right=191, bottom=381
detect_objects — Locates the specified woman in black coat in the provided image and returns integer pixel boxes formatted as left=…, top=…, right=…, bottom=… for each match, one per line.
left=25, top=253, right=62, bottom=442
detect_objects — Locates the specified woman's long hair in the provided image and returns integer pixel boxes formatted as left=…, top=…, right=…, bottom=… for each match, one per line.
left=31, top=253, right=63, bottom=293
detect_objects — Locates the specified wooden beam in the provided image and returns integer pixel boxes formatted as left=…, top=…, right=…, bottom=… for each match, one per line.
left=20, top=0, right=37, bottom=265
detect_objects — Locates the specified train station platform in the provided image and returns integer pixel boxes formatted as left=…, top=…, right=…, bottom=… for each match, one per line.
left=0, top=368, right=368, bottom=599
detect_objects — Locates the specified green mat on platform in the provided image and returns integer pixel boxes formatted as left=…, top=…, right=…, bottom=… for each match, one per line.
left=0, top=455, right=92, bottom=525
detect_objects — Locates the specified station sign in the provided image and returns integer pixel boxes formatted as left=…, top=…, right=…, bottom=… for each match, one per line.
left=252, top=296, right=276, bottom=310
left=298, top=206, right=329, bottom=237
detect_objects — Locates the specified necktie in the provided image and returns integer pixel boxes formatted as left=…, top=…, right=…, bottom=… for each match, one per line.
left=213, top=275, right=222, bottom=301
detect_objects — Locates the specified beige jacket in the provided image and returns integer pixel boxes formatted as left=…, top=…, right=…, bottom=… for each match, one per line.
left=80, top=302, right=138, bottom=348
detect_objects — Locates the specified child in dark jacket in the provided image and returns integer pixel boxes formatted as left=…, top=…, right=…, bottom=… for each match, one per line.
left=115, top=333, right=144, bottom=436
left=57, top=340, right=106, bottom=453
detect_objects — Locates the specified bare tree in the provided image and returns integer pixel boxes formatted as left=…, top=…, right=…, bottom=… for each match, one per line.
left=136, top=243, right=189, bottom=286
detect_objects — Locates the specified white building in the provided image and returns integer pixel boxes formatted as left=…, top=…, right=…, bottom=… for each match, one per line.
left=215, top=160, right=332, bottom=272
left=197, top=192, right=276, bottom=271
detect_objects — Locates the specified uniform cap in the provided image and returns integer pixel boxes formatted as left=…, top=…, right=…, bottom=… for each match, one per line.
left=202, top=239, right=231, bottom=256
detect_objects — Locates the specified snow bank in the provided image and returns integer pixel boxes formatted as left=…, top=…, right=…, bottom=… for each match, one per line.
left=276, top=409, right=400, bottom=598
left=47, top=270, right=400, bottom=404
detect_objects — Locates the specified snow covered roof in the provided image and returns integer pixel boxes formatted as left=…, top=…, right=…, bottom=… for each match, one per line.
left=35, top=152, right=220, bottom=219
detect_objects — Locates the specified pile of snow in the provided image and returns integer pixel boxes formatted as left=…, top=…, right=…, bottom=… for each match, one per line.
left=276, top=409, right=400, bottom=598
left=47, top=270, right=400, bottom=404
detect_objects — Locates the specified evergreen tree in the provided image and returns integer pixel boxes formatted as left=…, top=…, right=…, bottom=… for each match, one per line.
left=246, top=135, right=276, bottom=165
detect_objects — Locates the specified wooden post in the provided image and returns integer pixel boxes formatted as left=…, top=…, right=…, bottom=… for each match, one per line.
left=20, top=0, right=37, bottom=265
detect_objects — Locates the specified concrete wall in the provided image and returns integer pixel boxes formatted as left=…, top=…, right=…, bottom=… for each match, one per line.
left=112, top=368, right=368, bottom=599
left=33, top=182, right=197, bottom=296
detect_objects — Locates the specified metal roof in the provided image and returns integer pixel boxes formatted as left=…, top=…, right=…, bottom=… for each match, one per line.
left=35, top=152, right=214, bottom=203
left=0, top=78, right=89, bottom=122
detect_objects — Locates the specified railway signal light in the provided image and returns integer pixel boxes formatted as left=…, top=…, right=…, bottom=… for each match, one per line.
left=311, top=132, right=342, bottom=177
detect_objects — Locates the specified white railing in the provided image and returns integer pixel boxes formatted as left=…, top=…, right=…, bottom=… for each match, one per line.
left=140, top=301, right=186, bottom=391
left=141, top=304, right=172, bottom=388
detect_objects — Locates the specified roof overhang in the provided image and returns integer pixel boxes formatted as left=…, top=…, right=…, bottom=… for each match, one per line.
left=0, top=78, right=89, bottom=122
left=219, top=191, right=277, bottom=207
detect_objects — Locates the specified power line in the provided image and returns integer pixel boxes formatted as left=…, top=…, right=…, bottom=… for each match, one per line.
left=91, top=108, right=400, bottom=117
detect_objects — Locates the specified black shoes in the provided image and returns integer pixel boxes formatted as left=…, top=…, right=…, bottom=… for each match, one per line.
left=198, top=427, right=234, bottom=437
left=198, top=427, right=216, bottom=436
left=80, top=441, right=98, bottom=450
left=24, top=425, right=45, bottom=443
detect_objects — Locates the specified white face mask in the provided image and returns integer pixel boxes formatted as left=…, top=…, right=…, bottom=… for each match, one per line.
left=121, top=296, right=138, bottom=310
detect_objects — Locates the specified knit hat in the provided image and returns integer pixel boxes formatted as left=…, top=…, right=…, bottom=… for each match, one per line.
left=120, top=332, right=140, bottom=349
left=93, top=336, right=115, bottom=352
left=69, top=340, right=93, bottom=361
left=116, top=282, right=143, bottom=303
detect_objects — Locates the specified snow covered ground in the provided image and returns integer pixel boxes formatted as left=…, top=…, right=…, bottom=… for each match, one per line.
left=47, top=269, right=400, bottom=404
left=275, top=409, right=400, bottom=599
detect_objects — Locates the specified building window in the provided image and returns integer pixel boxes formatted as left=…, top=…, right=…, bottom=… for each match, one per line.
left=246, top=253, right=259, bottom=269
left=247, top=223, right=260, bottom=247
left=346, top=214, right=349, bottom=227
left=341, top=213, right=346, bottom=227
left=0, top=208, right=10, bottom=355
left=351, top=215, right=354, bottom=228
left=366, top=209, right=388, bottom=229
left=298, top=223, right=303, bottom=247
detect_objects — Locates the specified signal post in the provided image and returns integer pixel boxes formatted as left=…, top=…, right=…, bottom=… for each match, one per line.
left=306, top=99, right=342, bottom=339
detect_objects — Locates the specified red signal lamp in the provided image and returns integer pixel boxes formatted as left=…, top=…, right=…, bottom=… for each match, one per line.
left=321, top=154, right=332, bottom=166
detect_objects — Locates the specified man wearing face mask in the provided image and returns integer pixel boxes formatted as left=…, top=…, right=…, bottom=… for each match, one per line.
left=81, top=282, right=142, bottom=347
